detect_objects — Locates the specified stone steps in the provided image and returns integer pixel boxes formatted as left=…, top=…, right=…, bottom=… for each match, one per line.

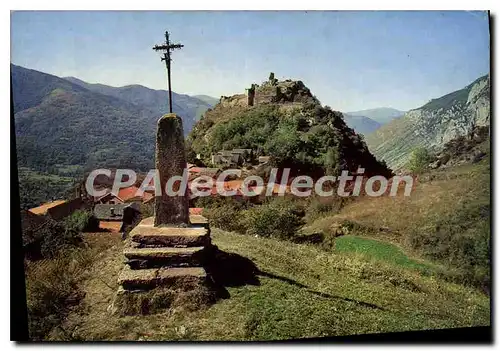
left=118, top=265, right=207, bottom=290
left=117, top=215, right=214, bottom=300
left=123, top=246, right=208, bottom=269
left=112, top=114, right=217, bottom=315
left=189, top=214, right=209, bottom=229
left=139, top=214, right=208, bottom=228
left=130, top=224, right=210, bottom=247
left=124, top=246, right=205, bottom=258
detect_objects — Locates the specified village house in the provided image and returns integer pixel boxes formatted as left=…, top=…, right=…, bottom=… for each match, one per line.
left=211, top=148, right=255, bottom=168
left=94, top=185, right=154, bottom=205
left=188, top=167, right=221, bottom=180
left=28, top=198, right=87, bottom=221
left=232, top=148, right=253, bottom=162
left=93, top=203, right=141, bottom=233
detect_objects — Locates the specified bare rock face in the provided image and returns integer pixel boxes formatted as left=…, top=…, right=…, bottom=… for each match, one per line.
left=154, top=113, right=190, bottom=227
left=366, top=74, right=490, bottom=170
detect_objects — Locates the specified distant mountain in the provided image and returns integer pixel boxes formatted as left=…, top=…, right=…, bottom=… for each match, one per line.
left=346, top=107, right=405, bottom=125
left=365, top=75, right=490, bottom=170
left=343, top=114, right=382, bottom=135
left=13, top=65, right=157, bottom=173
left=63, top=77, right=213, bottom=130
left=12, top=65, right=217, bottom=176
left=193, top=95, right=219, bottom=107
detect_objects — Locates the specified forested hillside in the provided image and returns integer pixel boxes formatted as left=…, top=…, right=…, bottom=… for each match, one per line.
left=12, top=64, right=215, bottom=207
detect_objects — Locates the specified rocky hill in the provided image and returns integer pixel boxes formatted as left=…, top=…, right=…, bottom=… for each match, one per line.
left=428, top=125, right=490, bottom=170
left=188, top=73, right=392, bottom=178
left=366, top=75, right=490, bottom=170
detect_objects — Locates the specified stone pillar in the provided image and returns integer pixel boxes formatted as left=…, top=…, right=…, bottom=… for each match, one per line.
left=154, top=113, right=190, bottom=227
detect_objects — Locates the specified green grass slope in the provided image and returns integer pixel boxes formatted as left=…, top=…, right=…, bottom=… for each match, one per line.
left=56, top=228, right=489, bottom=341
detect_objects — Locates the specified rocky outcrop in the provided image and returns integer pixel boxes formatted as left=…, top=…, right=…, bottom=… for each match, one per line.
left=366, top=75, right=490, bottom=170
left=428, top=125, right=489, bottom=170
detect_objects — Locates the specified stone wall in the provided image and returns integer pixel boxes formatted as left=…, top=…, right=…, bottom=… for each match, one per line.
left=219, top=94, right=247, bottom=108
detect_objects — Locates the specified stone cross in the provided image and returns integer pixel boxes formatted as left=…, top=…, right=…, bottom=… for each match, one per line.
left=153, top=31, right=184, bottom=114
left=154, top=113, right=190, bottom=227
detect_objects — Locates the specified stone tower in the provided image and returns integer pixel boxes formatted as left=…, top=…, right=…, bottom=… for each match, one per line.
left=246, top=84, right=256, bottom=106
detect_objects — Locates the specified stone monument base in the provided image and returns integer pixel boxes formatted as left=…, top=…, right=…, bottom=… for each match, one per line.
left=111, top=215, right=216, bottom=315
left=112, top=281, right=217, bottom=316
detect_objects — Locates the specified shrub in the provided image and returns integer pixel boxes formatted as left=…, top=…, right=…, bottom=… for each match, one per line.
left=203, top=203, right=245, bottom=232
left=36, top=220, right=83, bottom=259
left=305, top=196, right=342, bottom=222
left=194, top=196, right=229, bottom=210
left=63, top=210, right=98, bottom=233
left=407, top=147, right=432, bottom=174
left=407, top=202, right=490, bottom=290
left=240, top=198, right=304, bottom=240
left=139, top=202, right=154, bottom=218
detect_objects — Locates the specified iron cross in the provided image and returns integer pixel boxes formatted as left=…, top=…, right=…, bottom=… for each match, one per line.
left=153, top=31, right=184, bottom=113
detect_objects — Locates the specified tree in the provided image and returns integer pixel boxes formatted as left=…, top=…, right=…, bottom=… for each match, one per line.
left=408, top=147, right=432, bottom=174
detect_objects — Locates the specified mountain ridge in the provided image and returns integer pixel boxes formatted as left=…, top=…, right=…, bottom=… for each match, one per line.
left=345, top=107, right=405, bottom=124
left=343, top=114, right=382, bottom=135
left=12, top=64, right=217, bottom=175
left=62, top=76, right=212, bottom=126
left=365, top=74, right=490, bottom=170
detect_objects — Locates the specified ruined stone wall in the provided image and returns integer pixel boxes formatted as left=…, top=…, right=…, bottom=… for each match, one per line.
left=219, top=74, right=318, bottom=108
left=219, top=94, right=248, bottom=108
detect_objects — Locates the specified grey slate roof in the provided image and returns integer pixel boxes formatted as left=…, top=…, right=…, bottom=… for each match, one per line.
left=94, top=203, right=140, bottom=221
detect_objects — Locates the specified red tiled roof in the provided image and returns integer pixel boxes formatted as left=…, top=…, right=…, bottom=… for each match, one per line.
left=189, top=208, right=203, bottom=215
left=99, top=221, right=123, bottom=232
left=189, top=167, right=203, bottom=173
left=117, top=186, right=142, bottom=202
left=29, top=200, right=67, bottom=215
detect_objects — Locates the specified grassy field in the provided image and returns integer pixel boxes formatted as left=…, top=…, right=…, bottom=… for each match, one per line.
left=334, top=236, right=434, bottom=274
left=53, top=229, right=489, bottom=341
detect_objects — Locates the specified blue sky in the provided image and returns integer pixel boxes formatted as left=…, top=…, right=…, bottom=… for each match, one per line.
left=11, top=11, right=490, bottom=111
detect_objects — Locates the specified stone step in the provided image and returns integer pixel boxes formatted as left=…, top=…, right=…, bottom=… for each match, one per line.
left=189, top=214, right=209, bottom=229
left=118, top=265, right=207, bottom=290
left=130, top=224, right=210, bottom=247
left=140, top=214, right=209, bottom=229
left=124, top=246, right=206, bottom=267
